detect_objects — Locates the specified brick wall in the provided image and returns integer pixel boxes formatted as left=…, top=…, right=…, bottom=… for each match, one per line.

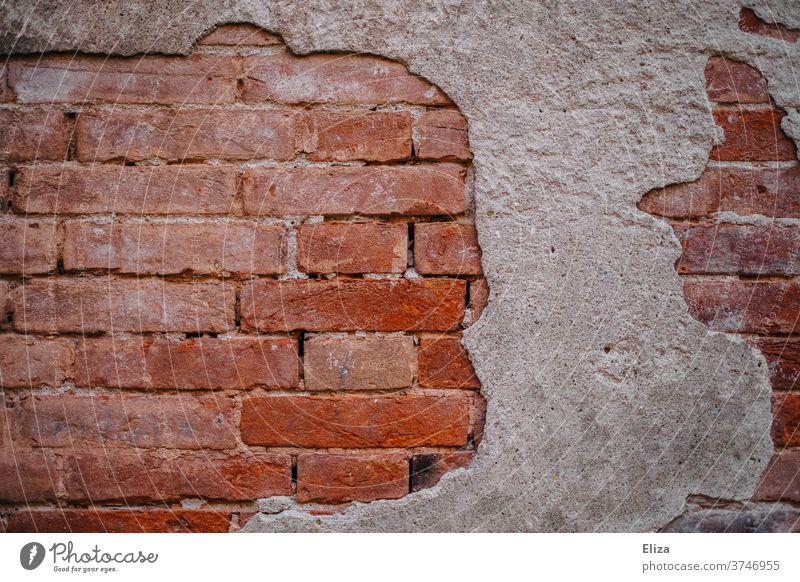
left=640, top=54, right=800, bottom=530
left=0, top=24, right=486, bottom=532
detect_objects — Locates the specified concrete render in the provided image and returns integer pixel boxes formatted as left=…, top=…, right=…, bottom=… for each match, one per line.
left=2, top=0, right=798, bottom=532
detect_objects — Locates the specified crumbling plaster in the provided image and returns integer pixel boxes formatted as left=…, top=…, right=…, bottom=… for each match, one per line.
left=3, top=0, right=798, bottom=532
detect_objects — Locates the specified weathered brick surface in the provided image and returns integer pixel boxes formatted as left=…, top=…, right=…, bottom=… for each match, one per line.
left=683, top=279, right=800, bottom=334
left=414, top=110, right=472, bottom=161
left=10, top=393, right=236, bottom=449
left=674, top=224, right=800, bottom=276
left=297, top=222, right=407, bottom=274
left=64, top=222, right=286, bottom=275
left=419, top=335, right=480, bottom=389
left=414, top=223, right=482, bottom=275
left=241, top=279, right=465, bottom=332
left=5, top=508, right=232, bottom=533
left=739, top=7, right=800, bottom=43
left=754, top=451, right=800, bottom=503
left=296, top=454, right=408, bottom=503
left=76, top=110, right=296, bottom=162
left=62, top=451, right=291, bottom=502
left=0, top=335, right=73, bottom=388
left=304, top=334, right=415, bottom=390
left=13, top=278, right=234, bottom=333
left=8, top=54, right=239, bottom=104
left=0, top=37, right=482, bottom=524
left=13, top=165, right=237, bottom=215
left=411, top=450, right=473, bottom=492
left=757, top=337, right=799, bottom=392
left=75, top=336, right=299, bottom=389
left=242, top=53, right=449, bottom=105
left=0, top=110, right=68, bottom=162
left=639, top=166, right=800, bottom=219
left=704, top=56, right=769, bottom=104
left=772, top=392, right=800, bottom=447
left=241, top=393, right=470, bottom=447
left=662, top=507, right=800, bottom=533
left=198, top=23, right=283, bottom=46
left=243, top=164, right=466, bottom=216
left=301, top=111, right=412, bottom=162
left=0, top=218, right=58, bottom=274
left=710, top=108, right=796, bottom=161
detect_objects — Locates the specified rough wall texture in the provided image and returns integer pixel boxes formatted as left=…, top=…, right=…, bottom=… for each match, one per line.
left=1, top=0, right=799, bottom=532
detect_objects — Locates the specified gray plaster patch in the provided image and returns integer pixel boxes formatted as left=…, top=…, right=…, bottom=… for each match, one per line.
left=4, top=0, right=798, bottom=532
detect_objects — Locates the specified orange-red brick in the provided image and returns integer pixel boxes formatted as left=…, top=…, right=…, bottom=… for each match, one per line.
left=296, top=454, right=408, bottom=503
left=297, top=222, right=406, bottom=274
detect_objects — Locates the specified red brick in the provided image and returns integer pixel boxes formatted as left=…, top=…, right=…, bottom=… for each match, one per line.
left=296, top=454, right=408, bottom=503
left=13, top=165, right=237, bottom=215
left=414, top=222, right=482, bottom=275
left=471, top=393, right=487, bottom=446
left=754, top=451, right=800, bottom=503
left=241, top=393, right=470, bottom=447
left=411, top=451, right=473, bottom=492
left=241, top=279, right=465, bottom=332
left=64, top=222, right=286, bottom=275
left=297, top=222, right=406, bottom=274
left=199, top=23, right=282, bottom=46
left=772, top=392, right=800, bottom=447
left=6, top=508, right=231, bottom=533
left=243, top=164, right=466, bottom=216
left=12, top=278, right=234, bottom=333
left=469, top=278, right=489, bottom=323
left=704, top=56, right=769, bottom=104
left=75, top=336, right=298, bottom=390
left=0, top=110, right=68, bottom=162
left=242, top=53, right=449, bottom=106
left=0, top=62, right=11, bottom=102
left=0, top=448, right=58, bottom=502
left=683, top=279, right=800, bottom=334
left=739, top=7, right=800, bottom=43
left=76, top=110, right=296, bottom=162
left=757, top=337, right=800, bottom=392
left=301, top=111, right=411, bottom=162
left=0, top=335, right=73, bottom=388
left=10, top=393, right=236, bottom=449
left=304, top=334, right=415, bottom=390
left=414, top=110, right=472, bottom=161
left=62, top=450, right=291, bottom=502
left=674, top=224, right=800, bottom=276
left=639, top=166, right=800, bottom=219
left=8, top=54, right=238, bottom=104
left=0, top=218, right=58, bottom=274
left=710, top=108, right=796, bottom=162
left=419, top=335, right=480, bottom=389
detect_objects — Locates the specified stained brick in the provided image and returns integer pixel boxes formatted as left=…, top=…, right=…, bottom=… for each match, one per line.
left=414, top=222, right=482, bottom=275
left=10, top=393, right=236, bottom=449
left=710, top=108, right=796, bottom=162
left=241, top=279, right=465, bottom=332
left=13, top=165, right=237, bottom=215
left=0, top=335, right=73, bottom=388
left=301, top=111, right=411, bottom=162
left=199, top=23, right=283, bottom=46
left=297, top=222, right=406, bottom=274
left=304, top=334, right=415, bottom=390
left=704, top=56, right=769, bottom=104
left=0, top=110, right=68, bottom=162
left=5, top=508, right=232, bottom=533
left=414, top=110, right=472, bottom=161
left=757, top=337, right=800, bottom=392
left=76, top=110, right=296, bottom=162
left=683, top=279, right=800, bottom=334
left=242, top=52, right=449, bottom=105
left=243, top=164, right=466, bottom=216
left=419, top=335, right=480, bottom=389
left=241, top=393, right=470, bottom=447
left=296, top=454, right=408, bottom=503
left=739, top=7, right=800, bottom=43
left=0, top=449, right=58, bottom=502
left=411, top=451, right=473, bottom=491
left=772, top=392, right=800, bottom=447
left=754, top=451, right=800, bottom=503
left=12, top=278, right=234, bottom=333
left=8, top=54, right=238, bottom=104
left=0, top=218, right=58, bottom=274
left=75, top=336, right=298, bottom=389
left=62, top=451, right=291, bottom=502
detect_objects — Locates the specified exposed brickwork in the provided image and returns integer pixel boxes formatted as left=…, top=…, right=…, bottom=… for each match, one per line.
left=641, top=54, right=800, bottom=529
left=0, top=24, right=484, bottom=532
